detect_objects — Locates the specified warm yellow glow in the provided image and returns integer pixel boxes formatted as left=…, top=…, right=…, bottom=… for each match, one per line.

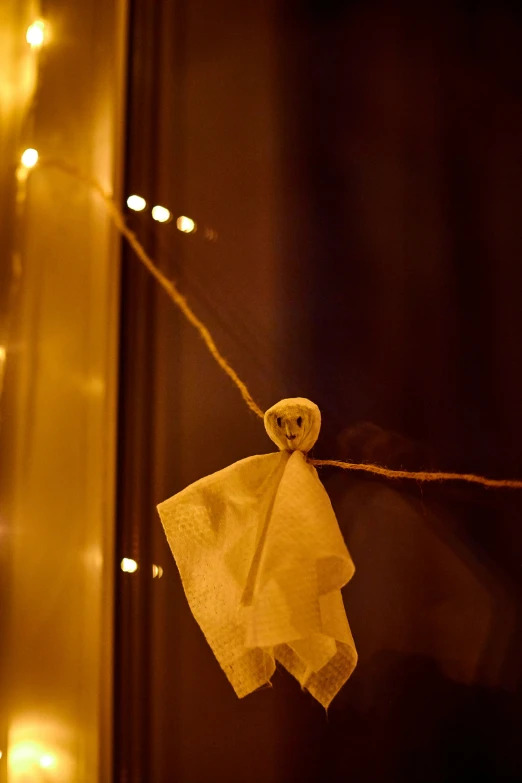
left=152, top=564, right=163, bottom=579
left=151, top=205, right=171, bottom=223
left=0, top=750, right=2, bottom=759
left=0, top=346, right=5, bottom=363
left=26, top=20, right=46, bottom=48
left=176, top=215, right=196, bottom=233
left=16, top=165, right=29, bottom=184
left=21, top=148, right=39, bottom=168
left=121, top=557, right=138, bottom=573
left=9, top=740, right=58, bottom=776
left=127, top=194, right=146, bottom=212
left=9, top=716, right=74, bottom=780
left=39, top=754, right=55, bottom=769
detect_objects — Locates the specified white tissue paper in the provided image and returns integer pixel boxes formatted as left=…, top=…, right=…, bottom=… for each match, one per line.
left=157, top=398, right=357, bottom=707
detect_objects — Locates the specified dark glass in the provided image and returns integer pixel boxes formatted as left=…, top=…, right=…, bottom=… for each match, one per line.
left=115, top=2, right=522, bottom=781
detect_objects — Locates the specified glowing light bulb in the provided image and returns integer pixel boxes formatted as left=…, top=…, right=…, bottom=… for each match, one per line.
left=151, top=205, right=171, bottom=223
left=176, top=215, right=196, bottom=233
left=121, top=558, right=138, bottom=573
left=40, top=754, right=55, bottom=769
left=21, top=148, right=39, bottom=168
left=127, top=195, right=146, bottom=212
left=26, top=20, right=46, bottom=48
left=152, top=564, right=163, bottom=579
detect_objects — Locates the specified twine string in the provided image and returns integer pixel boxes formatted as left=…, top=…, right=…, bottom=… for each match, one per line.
left=42, top=159, right=264, bottom=419
left=310, top=459, right=522, bottom=489
left=33, top=160, right=522, bottom=490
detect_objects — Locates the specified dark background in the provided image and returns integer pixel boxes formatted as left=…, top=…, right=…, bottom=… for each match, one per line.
left=115, top=1, right=522, bottom=781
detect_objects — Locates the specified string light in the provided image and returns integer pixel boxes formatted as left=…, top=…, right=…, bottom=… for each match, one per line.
left=120, top=558, right=138, bottom=573
left=20, top=148, right=39, bottom=169
left=26, top=20, right=46, bottom=49
left=127, top=194, right=146, bottom=212
left=176, top=215, right=196, bottom=234
left=151, top=205, right=171, bottom=223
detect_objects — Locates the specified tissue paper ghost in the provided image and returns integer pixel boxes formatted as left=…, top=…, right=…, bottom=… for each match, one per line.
left=157, top=398, right=357, bottom=707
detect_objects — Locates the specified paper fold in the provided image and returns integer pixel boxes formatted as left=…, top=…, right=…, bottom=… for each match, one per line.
left=158, top=449, right=357, bottom=707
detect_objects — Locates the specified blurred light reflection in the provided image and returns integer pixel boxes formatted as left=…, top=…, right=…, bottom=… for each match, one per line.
left=8, top=714, right=74, bottom=782
left=127, top=194, right=146, bottom=212
left=151, top=205, right=171, bottom=223
left=176, top=215, right=196, bottom=233
left=26, top=21, right=46, bottom=49
left=21, top=148, right=39, bottom=168
left=204, top=227, right=218, bottom=242
left=121, top=557, right=138, bottom=573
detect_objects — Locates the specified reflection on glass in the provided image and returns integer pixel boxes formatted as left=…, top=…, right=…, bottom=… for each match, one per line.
left=151, top=205, right=171, bottom=223
left=204, top=227, right=218, bottom=242
left=127, top=195, right=147, bottom=212
left=176, top=215, right=196, bottom=233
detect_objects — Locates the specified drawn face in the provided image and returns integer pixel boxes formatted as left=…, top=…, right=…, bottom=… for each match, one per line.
left=264, top=398, right=321, bottom=453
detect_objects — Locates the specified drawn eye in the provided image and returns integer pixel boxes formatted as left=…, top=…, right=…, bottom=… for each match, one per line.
left=277, top=417, right=282, bottom=427
left=297, top=416, right=302, bottom=427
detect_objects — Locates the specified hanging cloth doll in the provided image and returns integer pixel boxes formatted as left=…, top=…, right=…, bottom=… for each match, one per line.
left=157, top=398, right=357, bottom=707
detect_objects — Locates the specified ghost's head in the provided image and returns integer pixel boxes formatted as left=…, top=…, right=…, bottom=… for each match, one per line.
left=264, top=398, right=321, bottom=453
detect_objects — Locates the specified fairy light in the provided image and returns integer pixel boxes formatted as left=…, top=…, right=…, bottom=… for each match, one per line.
left=20, top=148, right=39, bottom=169
left=39, top=754, right=55, bottom=769
left=176, top=215, right=196, bottom=234
left=26, top=20, right=46, bottom=49
left=151, top=205, right=171, bottom=223
left=127, top=194, right=146, bottom=212
left=120, top=558, right=138, bottom=573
